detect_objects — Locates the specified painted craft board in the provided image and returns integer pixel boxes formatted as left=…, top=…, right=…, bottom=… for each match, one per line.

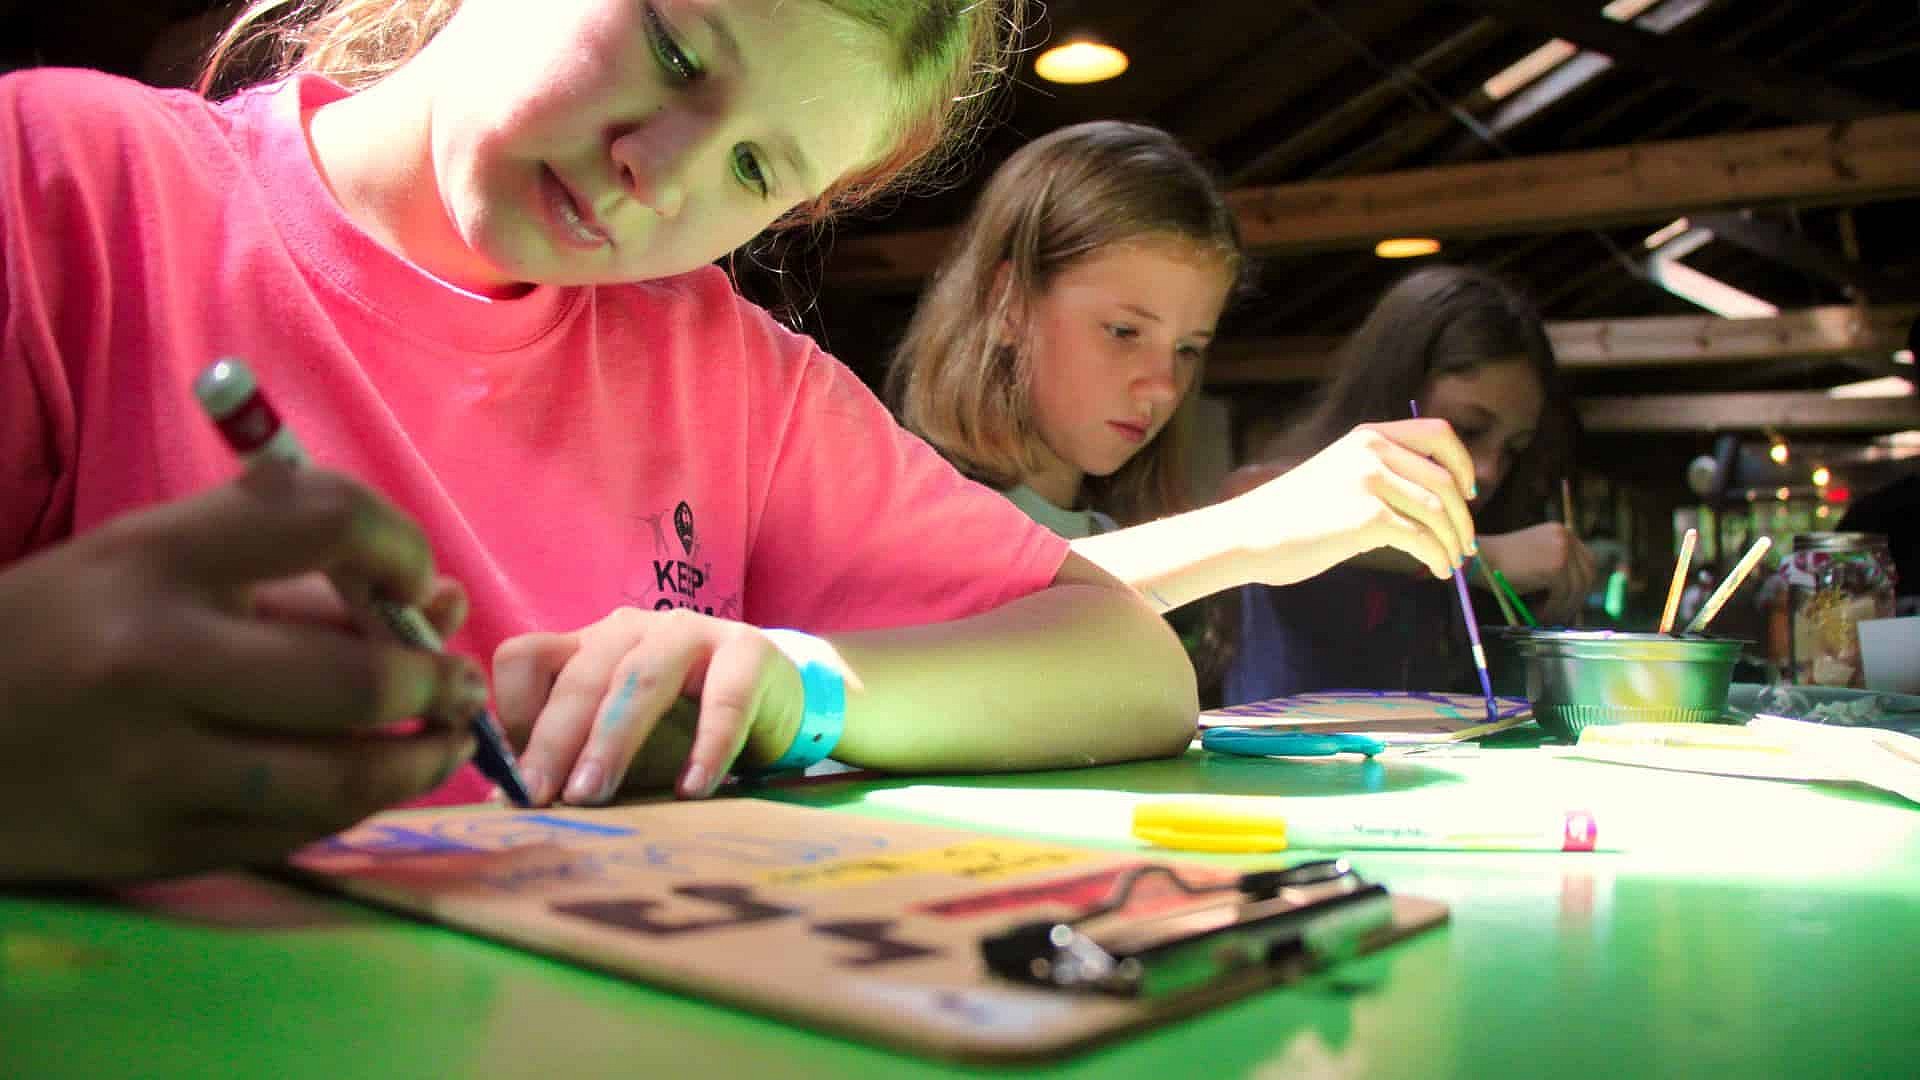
left=1203, top=690, right=1533, bottom=741
left=289, top=799, right=1447, bottom=1063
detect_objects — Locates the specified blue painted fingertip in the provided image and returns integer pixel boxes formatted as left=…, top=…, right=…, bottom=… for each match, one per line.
left=600, top=671, right=640, bottom=733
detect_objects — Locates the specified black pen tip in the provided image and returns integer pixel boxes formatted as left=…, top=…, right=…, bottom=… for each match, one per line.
left=469, top=710, right=534, bottom=808
left=493, top=768, right=535, bottom=808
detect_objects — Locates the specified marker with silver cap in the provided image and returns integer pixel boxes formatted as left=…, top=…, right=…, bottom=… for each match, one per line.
left=193, top=357, right=533, bottom=807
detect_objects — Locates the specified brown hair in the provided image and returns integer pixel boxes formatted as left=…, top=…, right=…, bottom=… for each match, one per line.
left=886, top=120, right=1242, bottom=525
left=1267, top=264, right=1574, bottom=534
left=198, top=0, right=1024, bottom=222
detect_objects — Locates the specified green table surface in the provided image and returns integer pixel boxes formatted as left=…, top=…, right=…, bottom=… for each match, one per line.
left=5, top=739, right=1919, bottom=1079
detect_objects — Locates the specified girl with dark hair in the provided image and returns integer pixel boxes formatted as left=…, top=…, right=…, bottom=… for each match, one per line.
left=1222, top=264, right=1595, bottom=702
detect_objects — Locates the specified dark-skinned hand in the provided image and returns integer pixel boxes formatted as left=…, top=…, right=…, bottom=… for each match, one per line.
left=0, top=464, right=483, bottom=883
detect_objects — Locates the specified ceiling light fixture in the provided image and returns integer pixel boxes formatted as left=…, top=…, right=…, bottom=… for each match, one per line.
left=1643, top=217, right=1691, bottom=250
left=1375, top=237, right=1442, bottom=259
left=1480, top=0, right=1663, bottom=101
left=1643, top=225, right=1779, bottom=319
left=1034, top=40, right=1129, bottom=85
left=1827, top=376, right=1917, bottom=400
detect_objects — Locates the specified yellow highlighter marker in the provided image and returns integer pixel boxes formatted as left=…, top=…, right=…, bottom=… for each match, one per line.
left=1134, top=801, right=1291, bottom=853
left=1134, top=800, right=1612, bottom=853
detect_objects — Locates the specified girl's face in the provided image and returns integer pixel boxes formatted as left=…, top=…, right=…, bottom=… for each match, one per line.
left=419, top=0, right=895, bottom=291
left=1418, top=359, right=1545, bottom=508
left=1018, top=237, right=1232, bottom=500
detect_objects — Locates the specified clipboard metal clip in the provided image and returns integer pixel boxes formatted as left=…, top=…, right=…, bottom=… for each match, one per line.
left=980, top=859, right=1395, bottom=999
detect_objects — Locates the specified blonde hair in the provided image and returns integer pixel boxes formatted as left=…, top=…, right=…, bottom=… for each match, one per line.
left=887, top=121, right=1241, bottom=525
left=199, top=0, right=1023, bottom=220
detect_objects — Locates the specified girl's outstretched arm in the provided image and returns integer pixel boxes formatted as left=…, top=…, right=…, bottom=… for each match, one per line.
left=823, top=551, right=1197, bottom=772
left=1071, top=419, right=1479, bottom=613
left=496, top=552, right=1197, bottom=806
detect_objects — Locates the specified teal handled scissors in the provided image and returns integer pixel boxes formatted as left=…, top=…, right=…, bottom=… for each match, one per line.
left=1202, top=728, right=1388, bottom=758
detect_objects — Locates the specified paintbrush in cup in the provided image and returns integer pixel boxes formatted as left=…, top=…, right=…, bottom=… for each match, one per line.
left=1476, top=557, right=1520, bottom=627
left=1490, top=567, right=1539, bottom=628
left=1683, top=535, right=1773, bottom=635
left=1658, top=527, right=1699, bottom=635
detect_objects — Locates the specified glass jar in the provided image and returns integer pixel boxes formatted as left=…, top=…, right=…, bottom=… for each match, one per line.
left=1775, top=532, right=1898, bottom=687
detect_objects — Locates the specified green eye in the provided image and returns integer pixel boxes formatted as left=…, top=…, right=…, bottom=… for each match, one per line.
left=731, top=144, right=770, bottom=197
left=644, top=3, right=702, bottom=84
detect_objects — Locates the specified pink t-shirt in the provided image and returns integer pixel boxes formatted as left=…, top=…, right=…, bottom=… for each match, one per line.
left=0, top=70, right=1069, bottom=803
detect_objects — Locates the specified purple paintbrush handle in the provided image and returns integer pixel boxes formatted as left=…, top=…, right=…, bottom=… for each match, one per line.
left=1452, top=571, right=1486, bottom=650
left=1409, top=398, right=1499, bottom=722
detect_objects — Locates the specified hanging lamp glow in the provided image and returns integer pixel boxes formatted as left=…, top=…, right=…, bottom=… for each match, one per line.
left=1375, top=237, right=1442, bottom=259
left=1034, top=40, right=1129, bottom=85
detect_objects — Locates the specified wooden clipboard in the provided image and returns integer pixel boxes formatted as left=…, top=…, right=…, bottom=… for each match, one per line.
left=288, top=799, right=1447, bottom=1063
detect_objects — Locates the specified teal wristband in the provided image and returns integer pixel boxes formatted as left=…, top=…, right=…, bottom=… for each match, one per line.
left=754, top=629, right=846, bottom=773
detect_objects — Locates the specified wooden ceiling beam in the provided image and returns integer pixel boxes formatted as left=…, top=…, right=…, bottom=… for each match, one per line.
left=829, top=114, right=1920, bottom=290
left=1550, top=305, right=1916, bottom=370
left=1468, top=0, right=1836, bottom=160
left=1688, top=212, right=1909, bottom=300
left=1205, top=305, right=1918, bottom=385
left=1464, top=0, right=1709, bottom=145
left=1577, top=390, right=1920, bottom=434
left=1314, top=101, right=1462, bottom=182
left=1224, top=12, right=1504, bottom=183
left=1446, top=0, right=1894, bottom=123
left=1172, top=0, right=1433, bottom=157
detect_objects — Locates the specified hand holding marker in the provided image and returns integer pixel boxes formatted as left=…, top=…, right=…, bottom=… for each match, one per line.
left=194, top=358, right=533, bottom=807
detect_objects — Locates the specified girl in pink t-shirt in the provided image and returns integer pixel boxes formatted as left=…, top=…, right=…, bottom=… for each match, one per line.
left=0, top=0, right=1198, bottom=882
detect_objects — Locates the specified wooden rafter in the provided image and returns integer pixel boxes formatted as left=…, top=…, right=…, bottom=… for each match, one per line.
left=1549, top=305, right=1916, bottom=371
left=1447, top=0, right=1894, bottom=123
left=1176, top=0, right=1434, bottom=159
left=1464, top=0, right=1715, bottom=146
left=1689, top=213, right=1908, bottom=300
left=1206, top=305, right=1918, bottom=385
left=1578, top=390, right=1920, bottom=433
left=829, top=114, right=1920, bottom=290
left=1225, top=11, right=1503, bottom=183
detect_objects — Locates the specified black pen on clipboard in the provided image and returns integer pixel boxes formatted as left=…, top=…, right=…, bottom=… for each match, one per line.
left=193, top=357, right=534, bottom=807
